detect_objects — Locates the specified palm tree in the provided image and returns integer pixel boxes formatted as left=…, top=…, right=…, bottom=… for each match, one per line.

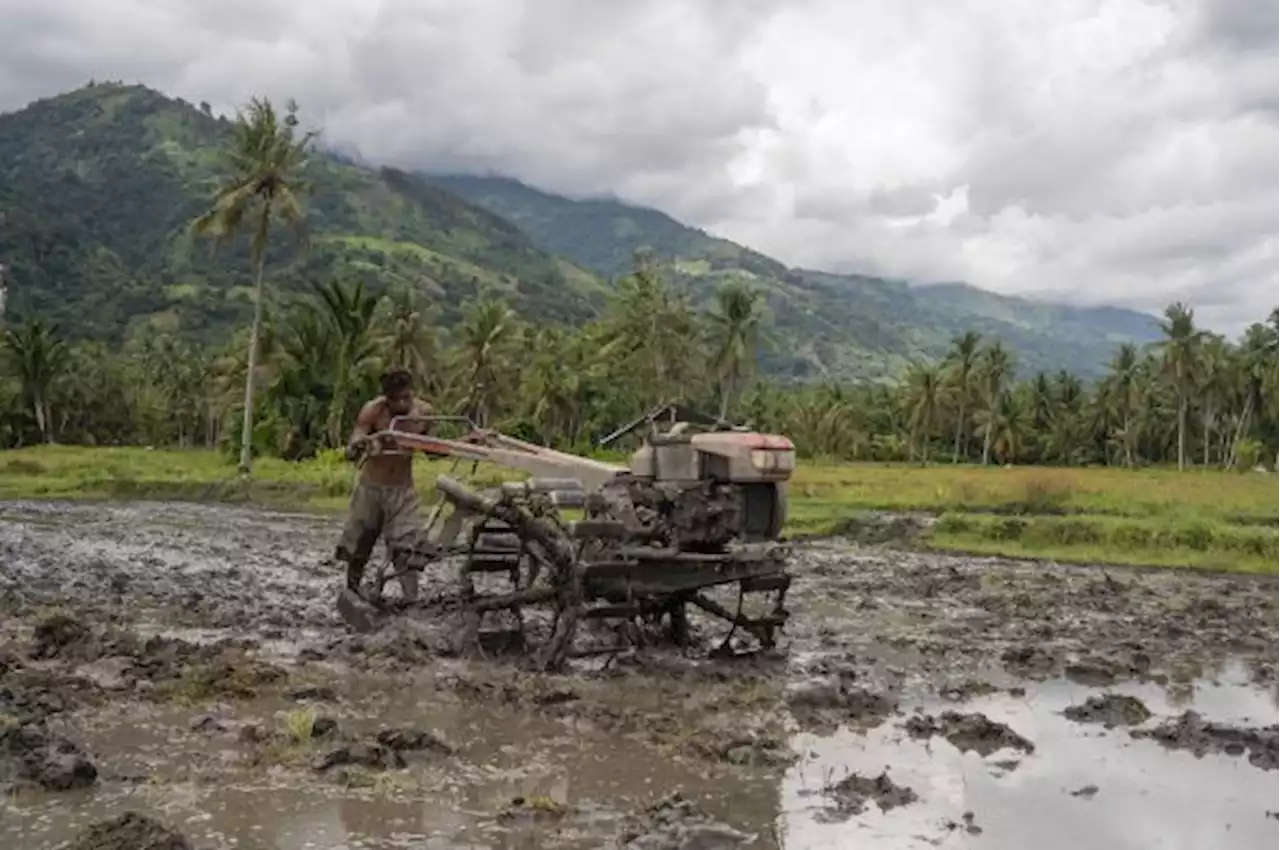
left=2, top=318, right=69, bottom=443
left=974, top=342, right=1013, bottom=466
left=456, top=298, right=516, bottom=427
left=1195, top=334, right=1229, bottom=467
left=382, top=287, right=438, bottom=387
left=312, top=279, right=385, bottom=447
left=598, top=255, right=706, bottom=410
left=708, top=282, right=764, bottom=421
left=1154, top=302, right=1204, bottom=470
left=192, top=96, right=317, bottom=472
left=904, top=363, right=944, bottom=463
left=1106, top=343, right=1141, bottom=467
left=943, top=331, right=982, bottom=463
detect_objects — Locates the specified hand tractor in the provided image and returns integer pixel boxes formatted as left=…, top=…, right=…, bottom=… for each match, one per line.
left=336, top=413, right=797, bottom=671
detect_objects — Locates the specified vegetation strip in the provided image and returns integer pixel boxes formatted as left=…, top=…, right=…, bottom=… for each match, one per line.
left=1, top=447, right=1273, bottom=575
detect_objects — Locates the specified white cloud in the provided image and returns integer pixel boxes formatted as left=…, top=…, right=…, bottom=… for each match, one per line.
left=0, top=0, right=1274, bottom=333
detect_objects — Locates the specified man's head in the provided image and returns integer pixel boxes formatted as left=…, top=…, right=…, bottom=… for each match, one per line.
left=380, top=368, right=415, bottom=415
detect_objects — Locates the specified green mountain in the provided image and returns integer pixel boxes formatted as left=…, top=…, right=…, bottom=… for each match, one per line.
left=0, top=82, right=1162, bottom=382
left=0, top=83, right=607, bottom=345
left=425, top=174, right=1164, bottom=379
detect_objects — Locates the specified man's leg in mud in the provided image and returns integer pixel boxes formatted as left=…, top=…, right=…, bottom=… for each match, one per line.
left=335, top=486, right=382, bottom=597
left=383, top=487, right=430, bottom=602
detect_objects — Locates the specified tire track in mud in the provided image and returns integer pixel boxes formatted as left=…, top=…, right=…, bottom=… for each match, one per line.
left=1, top=500, right=1276, bottom=849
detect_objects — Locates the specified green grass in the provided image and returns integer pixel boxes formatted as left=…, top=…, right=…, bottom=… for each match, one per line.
left=0, top=447, right=1274, bottom=574
left=0, top=445, right=515, bottom=513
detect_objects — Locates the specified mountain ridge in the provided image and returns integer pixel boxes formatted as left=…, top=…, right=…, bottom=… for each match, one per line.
left=0, top=82, right=606, bottom=346
left=0, top=82, right=1164, bottom=380
left=422, top=172, right=1164, bottom=378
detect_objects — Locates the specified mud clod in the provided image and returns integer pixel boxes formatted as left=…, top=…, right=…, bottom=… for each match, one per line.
left=65, top=812, right=192, bottom=850
left=1063, top=694, right=1152, bottom=728
left=313, top=742, right=406, bottom=772
left=29, top=614, right=92, bottom=660
left=612, top=792, right=754, bottom=849
left=1064, top=659, right=1119, bottom=686
left=942, top=811, right=983, bottom=836
left=286, top=685, right=337, bottom=702
left=310, top=716, right=338, bottom=738
left=1071, top=784, right=1099, bottom=799
left=906, top=711, right=1035, bottom=757
left=787, top=680, right=896, bottom=730
left=0, top=721, right=98, bottom=791
left=1000, top=646, right=1058, bottom=677
left=940, top=680, right=998, bottom=702
left=809, top=768, right=918, bottom=821
left=498, top=795, right=569, bottom=823
left=375, top=727, right=454, bottom=754
left=1131, top=710, right=1278, bottom=771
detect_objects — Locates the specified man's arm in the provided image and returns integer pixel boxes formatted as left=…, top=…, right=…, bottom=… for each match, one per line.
left=345, top=400, right=383, bottom=461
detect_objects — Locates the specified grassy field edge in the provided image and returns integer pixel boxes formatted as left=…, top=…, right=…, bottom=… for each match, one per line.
left=0, top=446, right=1275, bottom=575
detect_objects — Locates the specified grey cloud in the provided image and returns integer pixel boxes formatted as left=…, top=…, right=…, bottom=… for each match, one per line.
left=0, top=0, right=779, bottom=196
left=1176, top=0, right=1279, bottom=54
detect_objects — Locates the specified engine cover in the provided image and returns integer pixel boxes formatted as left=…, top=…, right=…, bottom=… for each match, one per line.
left=609, top=478, right=741, bottom=551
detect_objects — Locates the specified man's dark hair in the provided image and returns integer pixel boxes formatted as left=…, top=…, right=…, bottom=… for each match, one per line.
left=380, top=368, right=413, bottom=396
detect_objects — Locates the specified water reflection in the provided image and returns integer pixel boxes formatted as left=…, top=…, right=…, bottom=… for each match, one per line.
left=776, top=667, right=1278, bottom=850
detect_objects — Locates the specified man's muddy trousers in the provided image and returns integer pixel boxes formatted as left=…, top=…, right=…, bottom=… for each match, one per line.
left=334, top=483, right=426, bottom=601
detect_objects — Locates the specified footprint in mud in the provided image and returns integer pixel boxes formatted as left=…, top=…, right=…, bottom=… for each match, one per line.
left=1062, top=694, right=1153, bottom=728
left=904, top=711, right=1035, bottom=758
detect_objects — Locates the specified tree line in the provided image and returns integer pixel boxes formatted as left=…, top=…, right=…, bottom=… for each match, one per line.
left=3, top=264, right=1275, bottom=471
left=1, top=96, right=1276, bottom=471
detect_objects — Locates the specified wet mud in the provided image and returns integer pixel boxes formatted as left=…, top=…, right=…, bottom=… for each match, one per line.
left=66, top=812, right=192, bottom=850
left=1062, top=694, right=1153, bottom=728
left=1130, top=709, right=1278, bottom=771
left=904, top=710, right=1036, bottom=757
left=0, top=500, right=1276, bottom=849
left=802, top=768, right=918, bottom=822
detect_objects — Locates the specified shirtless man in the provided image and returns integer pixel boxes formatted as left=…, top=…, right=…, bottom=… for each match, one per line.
left=335, top=368, right=433, bottom=602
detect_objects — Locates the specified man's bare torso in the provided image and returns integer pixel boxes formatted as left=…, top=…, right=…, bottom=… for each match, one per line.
left=357, top=397, right=431, bottom=488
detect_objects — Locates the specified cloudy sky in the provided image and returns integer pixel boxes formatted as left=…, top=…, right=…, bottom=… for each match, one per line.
left=0, top=0, right=1275, bottom=332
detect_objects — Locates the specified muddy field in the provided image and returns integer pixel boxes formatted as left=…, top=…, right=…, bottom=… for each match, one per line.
left=0, top=500, right=1276, bottom=849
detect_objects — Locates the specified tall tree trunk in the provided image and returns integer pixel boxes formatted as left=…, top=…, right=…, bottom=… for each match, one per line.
left=33, top=390, right=48, bottom=444
left=1201, top=408, right=1212, bottom=467
left=1176, top=391, right=1187, bottom=470
left=327, top=351, right=350, bottom=449
left=719, top=367, right=736, bottom=422
left=952, top=400, right=965, bottom=463
left=1227, top=398, right=1255, bottom=469
left=238, top=254, right=267, bottom=473
left=1122, top=412, right=1133, bottom=468
left=981, top=424, right=992, bottom=466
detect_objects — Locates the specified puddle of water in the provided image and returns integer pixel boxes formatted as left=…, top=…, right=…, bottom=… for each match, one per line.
left=780, top=668, right=1278, bottom=850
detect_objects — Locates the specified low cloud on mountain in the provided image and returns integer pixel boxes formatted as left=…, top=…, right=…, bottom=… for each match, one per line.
left=0, top=0, right=1273, bottom=332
